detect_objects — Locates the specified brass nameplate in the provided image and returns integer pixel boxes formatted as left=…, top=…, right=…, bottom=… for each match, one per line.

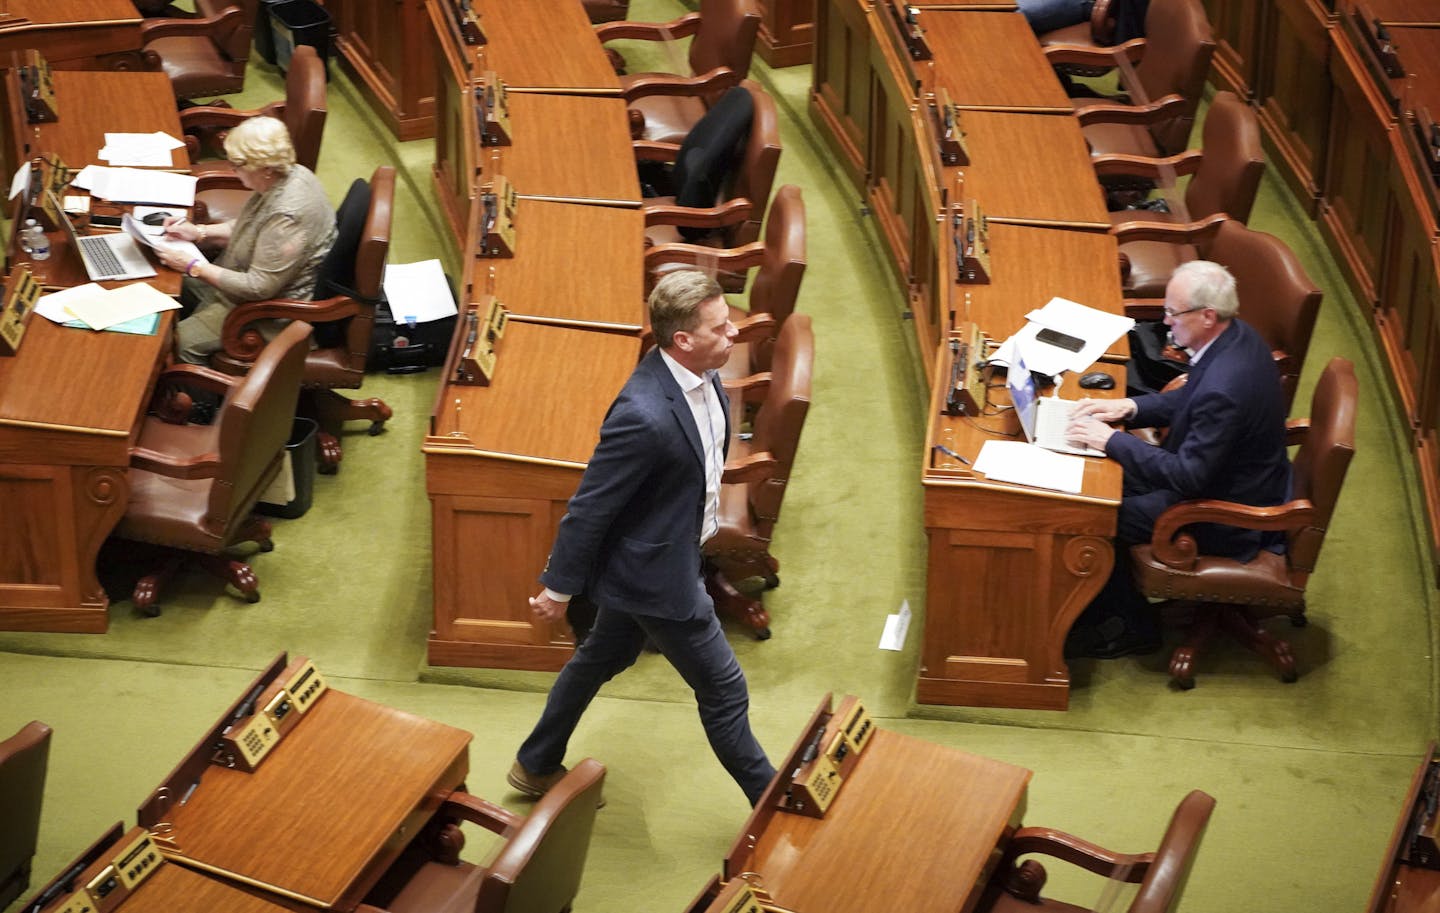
left=932, top=89, right=969, bottom=166
left=0, top=266, right=41, bottom=357
left=455, top=295, right=508, bottom=386
left=476, top=72, right=511, bottom=146
left=479, top=175, right=517, bottom=257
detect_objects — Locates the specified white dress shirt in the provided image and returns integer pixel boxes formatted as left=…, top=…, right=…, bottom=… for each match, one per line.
left=660, top=347, right=725, bottom=546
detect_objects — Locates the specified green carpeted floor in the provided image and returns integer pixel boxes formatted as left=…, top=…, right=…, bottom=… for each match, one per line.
left=1, top=4, right=1436, bottom=912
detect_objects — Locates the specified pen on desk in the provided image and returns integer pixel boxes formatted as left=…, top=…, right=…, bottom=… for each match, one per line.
left=933, top=443, right=971, bottom=465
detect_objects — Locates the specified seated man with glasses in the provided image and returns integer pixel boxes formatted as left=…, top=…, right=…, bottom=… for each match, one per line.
left=1060, top=260, right=1291, bottom=658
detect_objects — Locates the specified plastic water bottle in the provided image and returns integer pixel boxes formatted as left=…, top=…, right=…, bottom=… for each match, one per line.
left=24, top=220, right=49, bottom=261
left=18, top=218, right=35, bottom=254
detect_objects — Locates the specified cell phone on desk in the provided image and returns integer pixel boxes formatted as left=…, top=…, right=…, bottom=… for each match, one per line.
left=1036, top=327, right=1085, bottom=353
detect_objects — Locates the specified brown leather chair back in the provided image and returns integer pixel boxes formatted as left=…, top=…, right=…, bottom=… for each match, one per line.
left=0, top=721, right=52, bottom=910
left=747, top=314, right=813, bottom=533
left=722, top=82, right=781, bottom=249
left=1286, top=357, right=1357, bottom=573
left=308, top=166, right=394, bottom=387
left=1184, top=91, right=1264, bottom=223
left=1128, top=790, right=1216, bottom=913
left=143, top=0, right=255, bottom=98
left=283, top=45, right=328, bottom=172
left=210, top=321, right=312, bottom=532
left=746, top=184, right=806, bottom=372
left=1136, top=0, right=1216, bottom=156
left=474, top=758, right=606, bottom=913
left=582, top=0, right=630, bottom=23
left=1204, top=221, right=1322, bottom=410
left=690, top=0, right=762, bottom=83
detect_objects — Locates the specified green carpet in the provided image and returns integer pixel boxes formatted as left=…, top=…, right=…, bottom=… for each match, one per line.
left=1, top=4, right=1436, bottom=912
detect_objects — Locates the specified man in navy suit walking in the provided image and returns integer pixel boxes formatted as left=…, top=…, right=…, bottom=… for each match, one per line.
left=1064, top=260, right=1291, bottom=657
left=509, top=270, right=777, bottom=806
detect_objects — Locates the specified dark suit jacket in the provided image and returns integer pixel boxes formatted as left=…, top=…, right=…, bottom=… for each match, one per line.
left=541, top=347, right=729, bottom=620
left=1106, top=318, right=1290, bottom=557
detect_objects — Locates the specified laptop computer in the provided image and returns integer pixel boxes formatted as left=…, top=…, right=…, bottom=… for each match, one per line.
left=1007, top=351, right=1105, bottom=457
left=50, top=192, right=156, bottom=281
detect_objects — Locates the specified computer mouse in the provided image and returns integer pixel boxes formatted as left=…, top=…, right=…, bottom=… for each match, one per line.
left=141, top=211, right=173, bottom=226
left=1079, top=371, right=1116, bottom=390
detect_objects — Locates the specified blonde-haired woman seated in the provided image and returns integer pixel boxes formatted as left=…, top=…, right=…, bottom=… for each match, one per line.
left=157, top=115, right=336, bottom=364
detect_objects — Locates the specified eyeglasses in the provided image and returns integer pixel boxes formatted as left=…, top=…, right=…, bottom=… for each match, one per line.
left=1162, top=305, right=1208, bottom=318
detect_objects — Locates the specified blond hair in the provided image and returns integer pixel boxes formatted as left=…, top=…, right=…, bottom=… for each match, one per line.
left=223, top=116, right=297, bottom=174
left=649, top=270, right=723, bottom=349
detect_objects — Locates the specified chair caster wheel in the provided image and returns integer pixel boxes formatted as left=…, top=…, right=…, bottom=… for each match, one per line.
left=245, top=591, right=261, bottom=604
left=259, top=540, right=274, bottom=553
left=1173, top=676, right=1195, bottom=691
left=139, top=603, right=162, bottom=618
left=1289, top=614, right=1307, bottom=627
left=762, top=574, right=780, bottom=590
left=1281, top=670, right=1298, bottom=684
left=754, top=627, right=772, bottom=640
left=368, top=421, right=385, bottom=436
left=318, top=463, right=339, bottom=475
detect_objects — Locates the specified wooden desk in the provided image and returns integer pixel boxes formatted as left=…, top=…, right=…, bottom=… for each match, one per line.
left=951, top=110, right=1111, bottom=230
left=498, top=94, right=642, bottom=207
left=0, top=1, right=147, bottom=70
left=145, top=688, right=471, bottom=910
left=722, top=696, right=1031, bottom=913
left=1366, top=743, right=1440, bottom=913
left=925, top=12, right=1072, bottom=112
left=475, top=0, right=621, bottom=94
left=35, top=71, right=190, bottom=169
left=426, top=320, right=640, bottom=670
left=489, top=198, right=645, bottom=332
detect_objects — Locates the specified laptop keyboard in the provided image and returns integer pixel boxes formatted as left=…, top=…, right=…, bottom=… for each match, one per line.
left=79, top=236, right=125, bottom=278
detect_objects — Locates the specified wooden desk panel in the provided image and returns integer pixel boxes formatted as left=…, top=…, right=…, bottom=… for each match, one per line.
left=1368, top=0, right=1440, bottom=25
left=733, top=727, right=1030, bottom=913
left=953, top=110, right=1111, bottom=230
left=925, top=12, right=1071, bottom=112
left=497, top=94, right=641, bottom=206
left=124, top=863, right=314, bottom=913
left=426, top=322, right=639, bottom=670
left=1255, top=0, right=1333, bottom=214
left=158, top=690, right=471, bottom=910
left=489, top=199, right=645, bottom=332
left=1395, top=28, right=1440, bottom=116
left=475, top=0, right=620, bottom=93
left=0, top=0, right=147, bottom=70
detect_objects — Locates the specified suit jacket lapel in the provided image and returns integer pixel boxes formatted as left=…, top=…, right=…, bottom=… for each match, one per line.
left=713, top=372, right=731, bottom=460
left=646, top=349, right=707, bottom=468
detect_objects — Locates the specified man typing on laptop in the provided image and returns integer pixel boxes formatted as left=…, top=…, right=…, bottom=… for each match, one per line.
left=1060, top=260, right=1291, bottom=659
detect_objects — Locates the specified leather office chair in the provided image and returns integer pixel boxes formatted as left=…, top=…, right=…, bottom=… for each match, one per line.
left=582, top=0, right=630, bottom=24
left=600, top=0, right=761, bottom=145
left=1130, top=357, right=1358, bottom=689
left=705, top=313, right=814, bottom=638
left=186, top=45, right=327, bottom=226
left=141, top=0, right=256, bottom=99
left=116, top=321, right=311, bottom=616
left=0, top=721, right=51, bottom=911
left=982, top=790, right=1216, bottom=913
left=213, top=167, right=395, bottom=473
left=367, top=759, right=606, bottom=913
left=1044, top=0, right=1216, bottom=159
left=1101, top=92, right=1264, bottom=294
left=1121, top=221, right=1321, bottom=409
left=641, top=84, right=782, bottom=292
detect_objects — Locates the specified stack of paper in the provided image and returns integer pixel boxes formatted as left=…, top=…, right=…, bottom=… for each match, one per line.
left=973, top=440, right=1086, bottom=494
left=35, top=282, right=180, bottom=332
left=71, top=165, right=197, bottom=207
left=992, top=296, right=1136, bottom=377
left=99, top=132, right=186, bottom=168
left=382, top=259, right=458, bottom=324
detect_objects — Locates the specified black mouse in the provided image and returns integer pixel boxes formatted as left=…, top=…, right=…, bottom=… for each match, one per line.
left=1079, top=371, right=1116, bottom=390
left=141, top=211, right=172, bottom=226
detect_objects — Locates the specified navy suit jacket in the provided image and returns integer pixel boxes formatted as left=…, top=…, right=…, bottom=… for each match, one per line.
left=540, top=347, right=729, bottom=619
left=1105, top=318, right=1290, bottom=557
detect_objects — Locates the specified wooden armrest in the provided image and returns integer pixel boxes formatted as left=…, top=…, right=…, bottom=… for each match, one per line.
left=194, top=169, right=247, bottom=191
left=623, top=67, right=739, bottom=102
left=129, top=446, right=222, bottom=480
left=1150, top=498, right=1316, bottom=568
left=221, top=295, right=360, bottom=360
left=1074, top=93, right=1186, bottom=127
left=1041, top=37, right=1145, bottom=69
left=722, top=451, right=778, bottom=483
left=643, top=198, right=752, bottom=229
left=1285, top=418, right=1310, bottom=446
left=731, top=312, right=777, bottom=345
left=634, top=140, right=682, bottom=163
left=153, top=362, right=237, bottom=396
left=1092, top=148, right=1204, bottom=180
left=1110, top=212, right=1228, bottom=244
left=1123, top=298, right=1164, bottom=321
left=723, top=369, right=771, bottom=404
left=179, top=105, right=259, bottom=132
left=1004, top=828, right=1153, bottom=883
left=595, top=11, right=701, bottom=43
left=646, top=240, right=764, bottom=272
left=435, top=790, right=523, bottom=837
left=140, top=5, right=240, bottom=40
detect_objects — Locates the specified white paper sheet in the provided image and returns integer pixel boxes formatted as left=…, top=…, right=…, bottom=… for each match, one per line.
left=122, top=213, right=203, bottom=262
left=99, top=132, right=184, bottom=167
left=62, top=282, right=180, bottom=331
left=973, top=440, right=1086, bottom=494
left=382, top=259, right=457, bottom=324
left=71, top=166, right=196, bottom=206
left=34, top=284, right=110, bottom=323
left=878, top=600, right=912, bottom=651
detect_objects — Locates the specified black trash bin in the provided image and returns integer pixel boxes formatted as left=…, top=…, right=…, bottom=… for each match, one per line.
left=254, top=0, right=288, bottom=65
left=269, top=0, right=332, bottom=75
left=257, top=417, right=318, bottom=519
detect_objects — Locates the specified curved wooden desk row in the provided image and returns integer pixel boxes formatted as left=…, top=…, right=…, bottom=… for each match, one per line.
left=813, top=0, right=1131, bottom=708
left=0, top=69, right=188, bottom=633
left=0, top=1, right=152, bottom=71
left=422, top=0, right=648, bottom=670
left=1202, top=0, right=1440, bottom=579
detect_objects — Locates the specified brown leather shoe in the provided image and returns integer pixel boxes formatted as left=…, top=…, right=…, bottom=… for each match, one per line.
left=507, top=760, right=568, bottom=798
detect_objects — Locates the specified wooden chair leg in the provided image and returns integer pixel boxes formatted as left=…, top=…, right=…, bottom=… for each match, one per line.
left=133, top=554, right=186, bottom=617
left=1218, top=608, right=1299, bottom=683
left=1169, top=605, right=1219, bottom=690
left=705, top=567, right=772, bottom=640
left=195, top=555, right=261, bottom=604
